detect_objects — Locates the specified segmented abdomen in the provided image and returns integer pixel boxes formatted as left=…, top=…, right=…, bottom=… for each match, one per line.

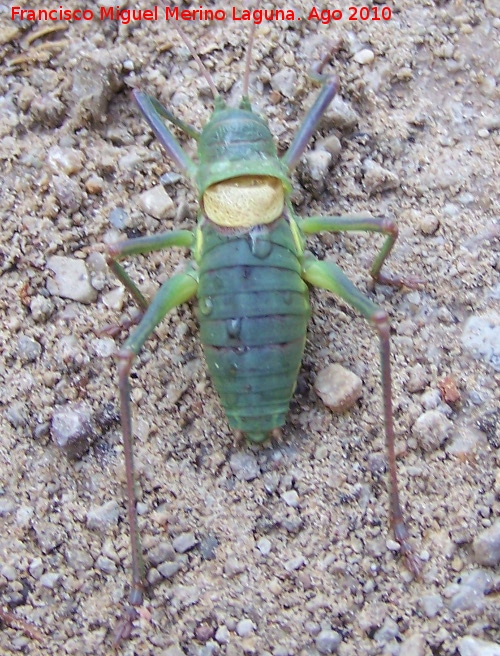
left=197, top=218, right=310, bottom=442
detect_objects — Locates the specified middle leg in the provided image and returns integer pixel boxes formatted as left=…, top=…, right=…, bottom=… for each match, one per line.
left=301, top=214, right=419, bottom=288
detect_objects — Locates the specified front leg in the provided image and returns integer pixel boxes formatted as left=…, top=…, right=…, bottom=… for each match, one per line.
left=106, top=230, right=195, bottom=308
left=100, top=230, right=195, bottom=336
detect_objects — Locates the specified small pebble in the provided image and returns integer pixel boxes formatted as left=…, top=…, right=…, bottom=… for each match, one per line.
left=438, top=375, right=461, bottom=403
left=66, top=548, right=94, bottom=571
left=400, top=633, right=426, bottom=656
left=148, top=542, right=176, bottom=566
left=263, top=471, right=280, bottom=494
left=5, top=402, right=29, bottom=428
left=406, top=364, right=430, bottom=393
left=397, top=67, right=413, bottom=80
left=419, top=214, right=440, bottom=235
left=16, top=506, right=33, bottom=527
left=1, top=564, right=17, bottom=581
left=317, top=134, right=342, bottom=160
left=91, top=337, right=116, bottom=358
left=86, top=250, right=107, bottom=274
left=273, top=647, right=290, bottom=656
left=458, top=636, right=500, bottom=656
left=158, top=561, right=182, bottom=579
left=446, top=425, right=486, bottom=457
left=412, top=410, right=452, bottom=452
left=256, top=537, right=272, bottom=556
left=457, top=192, right=475, bottom=205
left=172, top=532, right=197, bottom=554
left=215, top=625, right=230, bottom=644
left=236, top=618, right=255, bottom=637
left=367, top=452, right=386, bottom=475
left=47, top=146, right=84, bottom=176
left=315, top=364, right=363, bottom=413
left=270, top=68, right=297, bottom=98
left=284, top=555, right=305, bottom=572
left=85, top=174, right=104, bottom=194
left=33, top=522, right=66, bottom=554
left=119, top=151, right=143, bottom=170
left=164, top=646, right=185, bottom=656
left=30, top=295, right=55, bottom=323
left=473, top=520, right=500, bottom=567
left=353, top=48, right=375, bottom=65
left=374, top=617, right=400, bottom=642
left=51, top=403, right=95, bottom=459
left=52, top=174, right=83, bottom=213
left=419, top=593, right=443, bottom=618
left=324, top=95, right=359, bottom=130
left=28, top=558, right=44, bottom=579
left=160, top=172, right=182, bottom=186
left=17, top=335, right=41, bottom=362
left=386, top=539, right=401, bottom=553
left=281, top=490, right=299, bottom=508
left=478, top=114, right=500, bottom=130
left=46, top=256, right=97, bottom=304
left=224, top=556, right=246, bottom=577
left=86, top=500, right=120, bottom=531
left=69, top=52, right=121, bottom=126
left=362, top=159, right=399, bottom=194
left=138, top=185, right=174, bottom=220
left=40, top=572, right=61, bottom=589
left=447, top=569, right=491, bottom=612
left=95, top=556, right=116, bottom=574
left=109, top=207, right=128, bottom=229
left=485, top=0, right=500, bottom=17
left=199, top=534, right=218, bottom=560
left=316, top=629, right=341, bottom=654
left=462, top=314, right=500, bottom=371
left=195, top=624, right=215, bottom=642
left=0, top=497, right=15, bottom=515
left=281, top=515, right=302, bottom=533
left=304, top=149, right=332, bottom=182
left=229, top=452, right=260, bottom=481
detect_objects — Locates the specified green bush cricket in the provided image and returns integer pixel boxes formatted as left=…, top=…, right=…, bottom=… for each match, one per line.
left=104, top=22, right=420, bottom=644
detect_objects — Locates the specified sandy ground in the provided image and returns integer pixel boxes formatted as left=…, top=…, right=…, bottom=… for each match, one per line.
left=1, top=1, right=499, bottom=654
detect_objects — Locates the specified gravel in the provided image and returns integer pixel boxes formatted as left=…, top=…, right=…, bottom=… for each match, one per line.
left=316, top=629, right=342, bottom=654
left=86, top=500, right=120, bottom=531
left=1, top=2, right=499, bottom=654
left=50, top=402, right=95, bottom=459
left=473, top=521, right=500, bottom=567
left=314, top=363, right=363, bottom=413
left=462, top=314, right=500, bottom=371
left=172, top=532, right=198, bottom=554
left=46, top=256, right=97, bottom=304
left=458, top=637, right=500, bottom=656
left=138, top=184, right=175, bottom=220
left=229, top=451, right=261, bottom=481
left=412, top=409, right=453, bottom=452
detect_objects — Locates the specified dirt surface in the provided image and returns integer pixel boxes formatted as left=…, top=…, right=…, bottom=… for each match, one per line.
left=1, top=1, right=499, bottom=654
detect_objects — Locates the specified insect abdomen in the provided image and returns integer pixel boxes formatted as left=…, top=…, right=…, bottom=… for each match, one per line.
left=197, top=218, right=310, bottom=442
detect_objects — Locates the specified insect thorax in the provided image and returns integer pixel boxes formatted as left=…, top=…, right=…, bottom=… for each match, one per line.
left=195, top=105, right=292, bottom=206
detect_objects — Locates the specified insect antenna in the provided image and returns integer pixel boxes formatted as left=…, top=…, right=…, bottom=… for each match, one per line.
left=174, top=22, right=219, bottom=101
left=242, top=0, right=261, bottom=101
left=242, top=19, right=257, bottom=100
